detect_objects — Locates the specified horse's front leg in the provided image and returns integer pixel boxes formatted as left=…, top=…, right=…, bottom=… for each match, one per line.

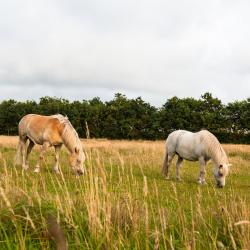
left=34, top=141, right=50, bottom=173
left=198, top=157, right=207, bottom=184
left=176, top=156, right=183, bottom=181
left=53, top=145, right=62, bottom=174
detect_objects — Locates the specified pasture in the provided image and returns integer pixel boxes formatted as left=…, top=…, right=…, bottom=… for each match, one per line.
left=0, top=136, right=249, bottom=249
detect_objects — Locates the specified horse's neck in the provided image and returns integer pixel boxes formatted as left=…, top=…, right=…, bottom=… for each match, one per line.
left=62, top=125, right=81, bottom=154
left=210, top=144, right=227, bottom=165
left=64, top=139, right=77, bottom=153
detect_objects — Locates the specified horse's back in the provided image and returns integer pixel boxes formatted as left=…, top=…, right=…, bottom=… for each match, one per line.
left=19, top=113, right=36, bottom=125
left=19, top=114, right=51, bottom=132
left=18, top=114, right=37, bottom=136
left=167, top=130, right=213, bottom=144
left=166, top=130, right=193, bottom=145
left=166, top=130, right=207, bottom=160
left=18, top=114, right=64, bottom=145
left=166, top=130, right=191, bottom=152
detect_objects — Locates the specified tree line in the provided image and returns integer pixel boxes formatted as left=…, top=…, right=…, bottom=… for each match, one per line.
left=0, top=92, right=250, bottom=143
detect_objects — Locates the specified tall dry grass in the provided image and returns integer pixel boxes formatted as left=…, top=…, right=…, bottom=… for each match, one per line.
left=0, top=137, right=249, bottom=249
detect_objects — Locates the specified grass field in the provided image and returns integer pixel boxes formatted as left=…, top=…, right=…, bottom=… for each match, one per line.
left=0, top=136, right=249, bottom=249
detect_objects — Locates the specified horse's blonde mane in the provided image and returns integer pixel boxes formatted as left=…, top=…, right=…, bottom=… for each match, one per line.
left=51, top=114, right=69, bottom=125
left=200, top=130, right=228, bottom=165
left=51, top=114, right=82, bottom=153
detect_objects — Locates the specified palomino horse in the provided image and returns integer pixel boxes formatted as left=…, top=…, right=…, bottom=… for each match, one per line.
left=15, top=114, right=85, bottom=175
left=162, top=130, right=231, bottom=188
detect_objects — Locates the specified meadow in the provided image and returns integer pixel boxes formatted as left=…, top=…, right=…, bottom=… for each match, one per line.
left=0, top=136, right=249, bottom=249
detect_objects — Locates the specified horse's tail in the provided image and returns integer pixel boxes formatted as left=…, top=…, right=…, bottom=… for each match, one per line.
left=14, top=115, right=26, bottom=166
left=14, top=138, right=22, bottom=166
left=162, top=142, right=168, bottom=176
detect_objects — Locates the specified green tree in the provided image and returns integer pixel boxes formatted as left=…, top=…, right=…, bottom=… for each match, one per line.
left=102, top=93, right=159, bottom=139
left=86, top=97, right=106, bottom=138
left=159, top=96, right=203, bottom=135
left=199, top=92, right=225, bottom=131
left=0, top=100, right=19, bottom=135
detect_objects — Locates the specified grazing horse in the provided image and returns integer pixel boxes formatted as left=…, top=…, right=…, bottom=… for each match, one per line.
left=15, top=114, right=85, bottom=175
left=162, top=130, right=231, bottom=188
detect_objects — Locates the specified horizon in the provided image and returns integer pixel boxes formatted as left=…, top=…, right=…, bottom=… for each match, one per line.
left=0, top=91, right=249, bottom=108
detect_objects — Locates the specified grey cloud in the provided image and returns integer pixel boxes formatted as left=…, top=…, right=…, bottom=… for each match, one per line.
left=0, top=0, right=250, bottom=106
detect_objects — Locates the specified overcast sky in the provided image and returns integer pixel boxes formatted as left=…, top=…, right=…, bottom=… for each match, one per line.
left=0, top=0, right=250, bottom=106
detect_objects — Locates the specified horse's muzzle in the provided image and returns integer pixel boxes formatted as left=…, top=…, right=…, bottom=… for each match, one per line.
left=217, top=183, right=224, bottom=188
left=76, top=169, right=84, bottom=176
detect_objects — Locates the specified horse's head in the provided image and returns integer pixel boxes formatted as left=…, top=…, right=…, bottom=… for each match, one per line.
left=213, top=163, right=230, bottom=188
left=69, top=147, right=85, bottom=176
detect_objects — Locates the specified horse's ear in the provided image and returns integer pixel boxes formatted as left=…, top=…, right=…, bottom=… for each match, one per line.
left=75, top=147, right=79, bottom=154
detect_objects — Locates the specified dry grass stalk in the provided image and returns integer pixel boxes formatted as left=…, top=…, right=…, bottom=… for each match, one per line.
left=234, top=220, right=250, bottom=226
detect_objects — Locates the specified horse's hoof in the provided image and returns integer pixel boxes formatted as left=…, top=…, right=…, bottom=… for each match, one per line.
left=176, top=178, right=182, bottom=182
left=164, top=176, right=170, bottom=180
left=53, top=168, right=60, bottom=174
left=22, top=165, right=29, bottom=170
left=197, top=180, right=206, bottom=185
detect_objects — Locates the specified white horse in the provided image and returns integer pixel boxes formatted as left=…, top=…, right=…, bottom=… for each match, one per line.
left=162, top=130, right=231, bottom=187
left=15, top=114, right=85, bottom=175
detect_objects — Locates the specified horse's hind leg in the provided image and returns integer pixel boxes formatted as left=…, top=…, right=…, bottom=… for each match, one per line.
left=15, top=137, right=26, bottom=166
left=34, top=141, right=50, bottom=173
left=53, top=145, right=62, bottom=174
left=176, top=156, right=183, bottom=181
left=20, top=137, right=28, bottom=170
left=162, top=150, right=168, bottom=178
left=162, top=152, right=174, bottom=180
left=25, top=140, right=35, bottom=169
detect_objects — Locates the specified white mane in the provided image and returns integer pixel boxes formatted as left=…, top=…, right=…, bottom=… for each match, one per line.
left=199, top=130, right=228, bottom=165
left=51, top=114, right=82, bottom=153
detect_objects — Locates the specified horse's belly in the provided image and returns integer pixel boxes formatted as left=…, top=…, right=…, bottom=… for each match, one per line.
left=176, top=149, right=199, bottom=161
left=26, top=126, right=62, bottom=145
left=26, top=129, right=46, bottom=145
left=183, top=155, right=198, bottom=161
left=180, top=154, right=198, bottom=161
left=27, top=134, right=44, bottom=145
